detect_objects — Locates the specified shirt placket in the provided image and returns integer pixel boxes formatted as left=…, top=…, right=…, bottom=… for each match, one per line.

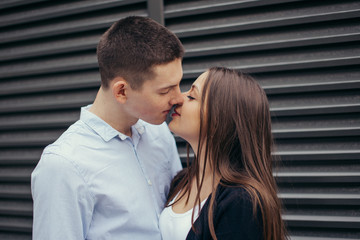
left=127, top=136, right=161, bottom=219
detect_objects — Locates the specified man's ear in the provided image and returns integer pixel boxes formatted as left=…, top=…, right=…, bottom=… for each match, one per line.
left=112, top=77, right=129, bottom=103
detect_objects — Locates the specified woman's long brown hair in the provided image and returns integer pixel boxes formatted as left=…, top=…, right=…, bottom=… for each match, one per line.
left=166, top=67, right=287, bottom=240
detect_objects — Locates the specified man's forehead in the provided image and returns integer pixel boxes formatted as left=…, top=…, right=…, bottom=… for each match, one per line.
left=145, top=59, right=183, bottom=88
left=151, top=73, right=182, bottom=89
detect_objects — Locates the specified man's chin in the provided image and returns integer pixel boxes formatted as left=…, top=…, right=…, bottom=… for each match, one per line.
left=140, top=117, right=166, bottom=125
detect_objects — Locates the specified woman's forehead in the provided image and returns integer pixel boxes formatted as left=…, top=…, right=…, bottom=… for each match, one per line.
left=193, top=71, right=208, bottom=90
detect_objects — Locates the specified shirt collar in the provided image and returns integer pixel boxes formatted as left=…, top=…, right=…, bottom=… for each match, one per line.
left=80, top=105, right=145, bottom=142
left=133, top=120, right=145, bottom=135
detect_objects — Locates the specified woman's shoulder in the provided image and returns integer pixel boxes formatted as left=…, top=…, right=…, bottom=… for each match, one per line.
left=215, top=184, right=263, bottom=228
left=216, top=184, right=252, bottom=200
left=215, top=184, right=258, bottom=213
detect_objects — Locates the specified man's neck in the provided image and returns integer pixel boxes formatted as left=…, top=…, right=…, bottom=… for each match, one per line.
left=89, top=87, right=138, bottom=137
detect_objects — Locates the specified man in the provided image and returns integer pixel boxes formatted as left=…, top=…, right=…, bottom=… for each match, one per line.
left=31, top=16, right=184, bottom=239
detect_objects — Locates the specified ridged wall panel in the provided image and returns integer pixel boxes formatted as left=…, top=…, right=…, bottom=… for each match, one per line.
left=165, top=0, right=360, bottom=239
left=0, top=0, right=359, bottom=239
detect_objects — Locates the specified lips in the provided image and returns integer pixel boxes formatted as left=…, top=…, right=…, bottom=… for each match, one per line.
left=172, top=108, right=181, bottom=117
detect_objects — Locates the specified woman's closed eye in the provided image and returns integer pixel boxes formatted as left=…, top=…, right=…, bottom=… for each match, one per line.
left=187, top=95, right=195, bottom=100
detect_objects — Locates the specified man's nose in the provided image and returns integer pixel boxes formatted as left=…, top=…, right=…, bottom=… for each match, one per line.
left=170, top=87, right=184, bottom=106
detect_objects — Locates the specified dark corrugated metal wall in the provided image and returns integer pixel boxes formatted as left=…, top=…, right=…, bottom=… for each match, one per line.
left=166, top=1, right=360, bottom=239
left=0, top=0, right=359, bottom=239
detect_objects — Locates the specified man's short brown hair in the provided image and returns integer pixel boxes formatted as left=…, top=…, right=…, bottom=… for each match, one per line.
left=97, top=16, right=184, bottom=90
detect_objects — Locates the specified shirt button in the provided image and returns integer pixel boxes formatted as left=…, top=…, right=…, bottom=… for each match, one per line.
left=148, top=180, right=152, bottom=186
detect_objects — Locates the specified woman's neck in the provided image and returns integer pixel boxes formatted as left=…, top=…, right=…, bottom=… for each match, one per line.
left=191, top=143, right=215, bottom=182
left=171, top=146, right=220, bottom=214
left=191, top=144, right=221, bottom=195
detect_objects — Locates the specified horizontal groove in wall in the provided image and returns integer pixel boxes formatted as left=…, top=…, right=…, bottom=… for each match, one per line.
left=0, top=0, right=46, bottom=10
left=0, top=32, right=101, bottom=62
left=264, top=80, right=360, bottom=95
left=284, top=214, right=360, bottom=229
left=164, top=0, right=303, bottom=18
left=275, top=172, right=360, bottom=183
left=0, top=111, right=80, bottom=130
left=0, top=71, right=100, bottom=96
left=184, top=33, right=360, bottom=58
left=0, top=9, right=147, bottom=44
left=0, top=0, right=146, bottom=28
left=0, top=149, right=44, bottom=163
left=0, top=175, right=31, bottom=183
left=0, top=90, right=96, bottom=114
left=274, top=150, right=360, bottom=161
left=0, top=200, right=32, bottom=216
left=273, top=127, right=360, bottom=139
left=178, top=150, right=360, bottom=166
left=0, top=217, right=32, bottom=232
left=0, top=184, right=31, bottom=199
left=181, top=68, right=360, bottom=95
left=177, top=149, right=360, bottom=161
left=257, top=67, right=360, bottom=93
left=274, top=137, right=359, bottom=150
left=0, top=129, right=66, bottom=147
left=279, top=193, right=360, bottom=205
left=167, top=2, right=360, bottom=38
left=0, top=168, right=35, bottom=183
left=0, top=53, right=98, bottom=79
left=181, top=20, right=360, bottom=58
left=182, top=46, right=360, bottom=78
left=271, top=103, right=360, bottom=117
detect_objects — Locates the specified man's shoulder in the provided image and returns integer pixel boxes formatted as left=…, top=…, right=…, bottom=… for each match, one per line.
left=37, top=120, right=108, bottom=179
left=42, top=120, right=95, bottom=156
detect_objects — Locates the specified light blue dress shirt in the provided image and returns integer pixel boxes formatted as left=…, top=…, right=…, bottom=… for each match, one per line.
left=31, top=105, right=182, bottom=240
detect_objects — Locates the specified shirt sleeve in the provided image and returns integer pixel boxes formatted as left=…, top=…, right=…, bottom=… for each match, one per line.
left=31, top=152, right=94, bottom=240
left=214, top=189, right=263, bottom=240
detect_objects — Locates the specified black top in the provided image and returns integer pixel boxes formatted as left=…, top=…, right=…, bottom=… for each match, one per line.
left=186, top=185, right=263, bottom=240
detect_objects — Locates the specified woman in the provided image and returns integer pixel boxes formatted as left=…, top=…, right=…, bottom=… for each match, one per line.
left=159, top=67, right=288, bottom=239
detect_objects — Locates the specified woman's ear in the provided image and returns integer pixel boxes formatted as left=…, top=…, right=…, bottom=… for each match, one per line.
left=112, top=77, right=128, bottom=103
